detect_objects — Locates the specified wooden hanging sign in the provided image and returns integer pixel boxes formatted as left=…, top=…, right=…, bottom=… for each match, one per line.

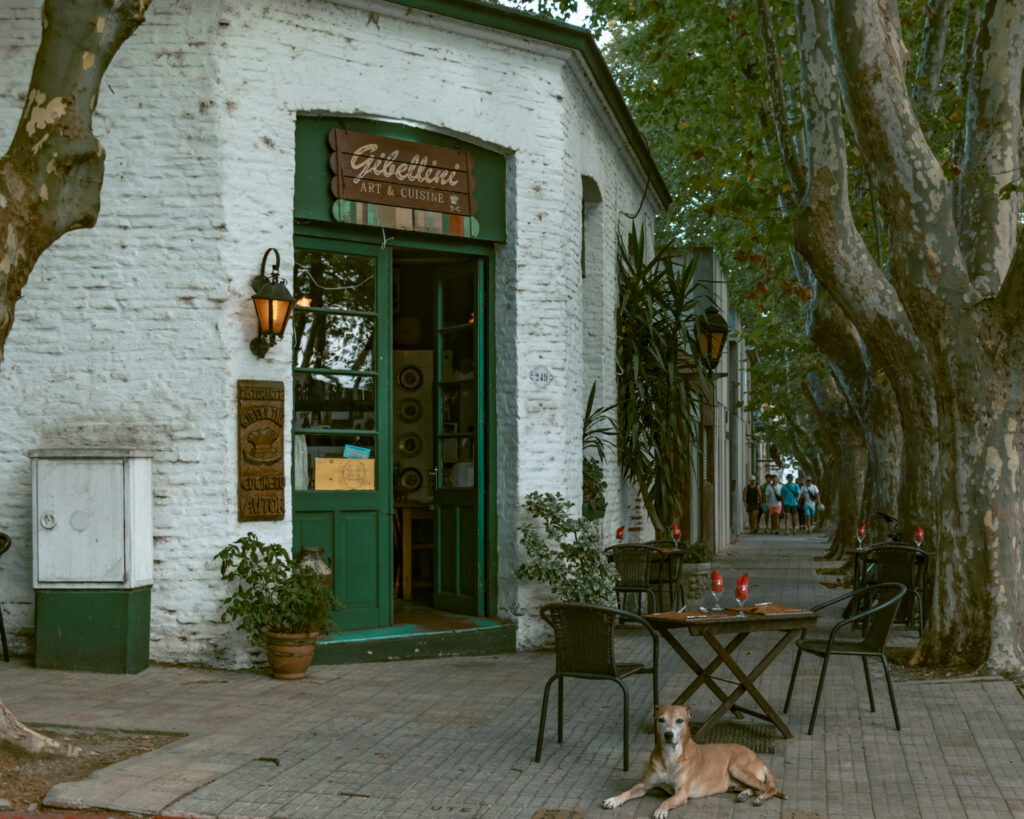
left=329, top=129, right=477, bottom=217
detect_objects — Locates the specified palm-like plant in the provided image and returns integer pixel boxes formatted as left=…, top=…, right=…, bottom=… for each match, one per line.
left=616, top=226, right=710, bottom=532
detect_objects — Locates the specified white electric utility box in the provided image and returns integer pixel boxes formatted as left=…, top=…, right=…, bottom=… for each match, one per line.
left=29, top=448, right=153, bottom=589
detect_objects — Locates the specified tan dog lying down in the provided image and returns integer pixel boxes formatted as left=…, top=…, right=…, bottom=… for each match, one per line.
left=602, top=705, right=784, bottom=818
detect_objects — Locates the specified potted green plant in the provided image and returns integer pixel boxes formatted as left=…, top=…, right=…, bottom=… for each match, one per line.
left=672, top=538, right=714, bottom=608
left=514, top=491, right=618, bottom=604
left=216, top=532, right=341, bottom=679
left=582, top=383, right=614, bottom=521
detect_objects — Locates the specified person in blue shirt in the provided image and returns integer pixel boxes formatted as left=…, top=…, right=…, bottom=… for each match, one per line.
left=780, top=474, right=801, bottom=535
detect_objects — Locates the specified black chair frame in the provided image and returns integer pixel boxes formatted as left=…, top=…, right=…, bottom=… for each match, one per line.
left=604, top=544, right=668, bottom=615
left=640, top=540, right=684, bottom=611
left=859, top=544, right=929, bottom=635
left=784, top=582, right=906, bottom=735
left=535, top=602, right=659, bottom=771
left=0, top=532, right=10, bottom=662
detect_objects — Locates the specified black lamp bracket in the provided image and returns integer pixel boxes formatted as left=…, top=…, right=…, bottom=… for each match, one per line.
left=252, top=247, right=281, bottom=292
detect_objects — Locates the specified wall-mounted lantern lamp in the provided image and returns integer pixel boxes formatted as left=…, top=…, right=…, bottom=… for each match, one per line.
left=250, top=248, right=296, bottom=358
left=698, top=306, right=730, bottom=372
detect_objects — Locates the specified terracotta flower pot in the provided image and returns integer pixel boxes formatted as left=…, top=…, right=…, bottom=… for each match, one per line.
left=264, top=630, right=320, bottom=679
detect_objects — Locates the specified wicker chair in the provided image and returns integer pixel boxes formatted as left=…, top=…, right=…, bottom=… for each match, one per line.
left=535, top=602, right=659, bottom=770
left=0, top=532, right=10, bottom=661
left=860, top=544, right=929, bottom=635
left=783, top=582, right=906, bottom=734
left=604, top=544, right=665, bottom=614
left=641, top=540, right=682, bottom=611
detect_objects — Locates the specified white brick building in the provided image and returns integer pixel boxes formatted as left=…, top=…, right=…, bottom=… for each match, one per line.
left=0, top=0, right=667, bottom=667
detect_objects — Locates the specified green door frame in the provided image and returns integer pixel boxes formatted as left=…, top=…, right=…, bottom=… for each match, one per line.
left=292, top=220, right=498, bottom=621
left=291, top=233, right=392, bottom=630
left=431, top=258, right=486, bottom=615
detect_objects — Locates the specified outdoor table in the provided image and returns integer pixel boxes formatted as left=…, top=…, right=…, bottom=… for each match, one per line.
left=644, top=604, right=818, bottom=741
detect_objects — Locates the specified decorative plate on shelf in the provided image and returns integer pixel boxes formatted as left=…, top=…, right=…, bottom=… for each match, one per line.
left=399, top=432, right=422, bottom=457
left=399, top=365, right=423, bottom=391
left=398, top=398, right=422, bottom=423
left=399, top=467, right=423, bottom=492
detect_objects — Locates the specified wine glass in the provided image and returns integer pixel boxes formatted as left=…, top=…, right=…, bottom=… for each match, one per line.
left=671, top=521, right=681, bottom=549
left=914, top=526, right=925, bottom=548
left=735, top=578, right=749, bottom=617
left=856, top=522, right=866, bottom=550
left=710, top=570, right=724, bottom=610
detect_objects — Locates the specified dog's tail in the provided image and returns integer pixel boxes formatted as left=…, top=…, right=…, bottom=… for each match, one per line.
left=761, top=766, right=785, bottom=800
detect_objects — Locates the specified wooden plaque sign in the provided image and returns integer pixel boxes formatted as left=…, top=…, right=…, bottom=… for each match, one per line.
left=237, top=380, right=285, bottom=521
left=329, top=129, right=477, bottom=217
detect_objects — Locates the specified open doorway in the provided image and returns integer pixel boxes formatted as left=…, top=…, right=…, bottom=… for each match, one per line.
left=392, top=247, right=486, bottom=628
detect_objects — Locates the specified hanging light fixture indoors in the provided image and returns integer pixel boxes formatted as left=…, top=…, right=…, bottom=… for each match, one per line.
left=698, top=305, right=730, bottom=372
left=250, top=248, right=296, bottom=358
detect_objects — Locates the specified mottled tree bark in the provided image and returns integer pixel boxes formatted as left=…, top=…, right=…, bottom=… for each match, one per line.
left=0, top=0, right=149, bottom=752
left=805, top=372, right=867, bottom=562
left=784, top=0, right=1024, bottom=672
left=0, top=698, right=80, bottom=757
left=0, top=0, right=150, bottom=361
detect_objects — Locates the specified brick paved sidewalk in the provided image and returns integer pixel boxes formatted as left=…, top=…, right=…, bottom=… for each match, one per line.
left=2, top=533, right=1022, bottom=818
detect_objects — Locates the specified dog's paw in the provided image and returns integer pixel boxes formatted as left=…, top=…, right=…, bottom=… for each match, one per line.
left=735, top=791, right=750, bottom=803
left=752, top=795, right=767, bottom=806
left=653, top=808, right=669, bottom=819
left=602, top=797, right=622, bottom=809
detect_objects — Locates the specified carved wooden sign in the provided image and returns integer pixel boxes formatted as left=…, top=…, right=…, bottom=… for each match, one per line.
left=329, top=129, right=477, bottom=217
left=238, top=380, right=285, bottom=521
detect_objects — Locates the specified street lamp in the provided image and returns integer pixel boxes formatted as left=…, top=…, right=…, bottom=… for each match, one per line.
left=250, top=248, right=296, bottom=358
left=698, top=306, right=729, bottom=371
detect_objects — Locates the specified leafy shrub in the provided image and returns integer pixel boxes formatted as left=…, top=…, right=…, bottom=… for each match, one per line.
left=514, top=492, right=617, bottom=605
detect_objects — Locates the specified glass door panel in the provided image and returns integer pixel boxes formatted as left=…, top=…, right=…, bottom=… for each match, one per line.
left=433, top=259, right=485, bottom=615
left=292, top=242, right=391, bottom=631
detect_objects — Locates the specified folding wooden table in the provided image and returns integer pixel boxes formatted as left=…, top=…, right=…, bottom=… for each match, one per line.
left=645, top=606, right=818, bottom=741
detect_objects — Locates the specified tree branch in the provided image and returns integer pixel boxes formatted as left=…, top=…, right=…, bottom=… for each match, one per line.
left=0, top=0, right=151, bottom=360
left=912, top=0, right=955, bottom=115
left=955, top=0, right=1024, bottom=292
left=755, top=0, right=805, bottom=198
left=827, top=0, right=960, bottom=300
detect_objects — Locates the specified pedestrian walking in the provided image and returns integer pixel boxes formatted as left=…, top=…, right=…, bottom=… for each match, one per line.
left=780, top=474, right=801, bottom=534
left=796, top=477, right=806, bottom=530
left=803, top=478, right=820, bottom=533
left=764, top=474, right=783, bottom=534
left=744, top=475, right=761, bottom=533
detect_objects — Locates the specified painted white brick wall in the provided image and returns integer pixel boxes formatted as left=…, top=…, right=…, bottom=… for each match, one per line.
left=0, top=0, right=659, bottom=663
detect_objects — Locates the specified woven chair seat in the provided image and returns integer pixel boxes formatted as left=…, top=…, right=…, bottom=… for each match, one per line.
left=797, top=637, right=870, bottom=656
left=534, top=602, right=659, bottom=771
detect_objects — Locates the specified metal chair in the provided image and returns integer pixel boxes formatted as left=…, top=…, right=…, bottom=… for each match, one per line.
left=860, top=544, right=929, bottom=635
left=784, top=582, right=906, bottom=734
left=604, top=544, right=664, bottom=614
left=641, top=540, right=682, bottom=611
left=534, top=602, right=659, bottom=770
left=0, top=532, right=10, bottom=661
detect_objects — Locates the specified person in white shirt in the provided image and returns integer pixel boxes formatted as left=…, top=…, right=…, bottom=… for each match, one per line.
left=803, top=479, right=820, bottom=533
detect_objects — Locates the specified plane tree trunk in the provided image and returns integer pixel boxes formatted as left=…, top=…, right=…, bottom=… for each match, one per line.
left=787, top=0, right=1024, bottom=672
left=0, top=0, right=149, bottom=751
left=805, top=371, right=866, bottom=561
left=0, top=0, right=149, bottom=361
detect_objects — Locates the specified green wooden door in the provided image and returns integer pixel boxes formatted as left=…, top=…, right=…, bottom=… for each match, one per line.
left=432, top=260, right=485, bottom=615
left=292, top=239, right=392, bottom=631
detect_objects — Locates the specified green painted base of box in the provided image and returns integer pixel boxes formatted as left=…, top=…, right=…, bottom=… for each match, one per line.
left=35, top=587, right=151, bottom=674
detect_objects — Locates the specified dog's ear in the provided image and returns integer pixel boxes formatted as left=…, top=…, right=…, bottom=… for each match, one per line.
left=683, top=706, right=692, bottom=721
left=653, top=704, right=663, bottom=718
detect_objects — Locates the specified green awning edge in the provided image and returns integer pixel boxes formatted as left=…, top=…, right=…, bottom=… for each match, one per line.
left=387, top=0, right=672, bottom=210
